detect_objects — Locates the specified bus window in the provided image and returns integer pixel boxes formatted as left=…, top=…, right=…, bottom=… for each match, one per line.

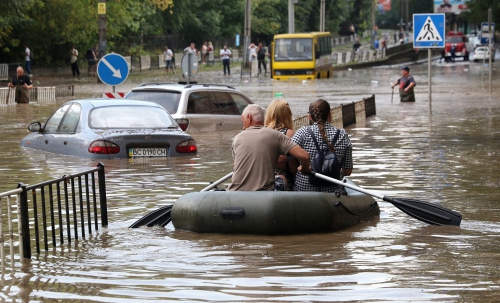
left=274, top=38, right=313, bottom=61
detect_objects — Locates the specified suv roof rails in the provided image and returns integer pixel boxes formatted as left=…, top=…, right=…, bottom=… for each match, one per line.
left=138, top=82, right=235, bottom=90
left=183, top=83, right=235, bottom=90
left=139, top=82, right=177, bottom=87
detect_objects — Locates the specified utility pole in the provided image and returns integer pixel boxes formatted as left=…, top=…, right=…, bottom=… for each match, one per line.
left=319, top=0, right=325, bottom=32
left=243, top=0, right=251, bottom=65
left=288, top=0, right=297, bottom=33
left=406, top=0, right=409, bottom=32
left=371, top=0, right=375, bottom=50
left=400, top=0, right=404, bottom=32
left=98, top=0, right=107, bottom=83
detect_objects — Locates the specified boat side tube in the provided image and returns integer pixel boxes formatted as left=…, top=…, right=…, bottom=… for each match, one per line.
left=172, top=182, right=379, bottom=235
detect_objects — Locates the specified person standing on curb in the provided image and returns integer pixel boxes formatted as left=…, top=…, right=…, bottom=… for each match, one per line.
left=257, top=42, right=267, bottom=75
left=391, top=66, right=416, bottom=102
left=164, top=46, right=174, bottom=75
left=7, top=66, right=33, bottom=104
left=220, top=45, right=231, bottom=76
left=70, top=45, right=80, bottom=80
left=24, top=44, right=32, bottom=77
left=184, top=43, right=198, bottom=55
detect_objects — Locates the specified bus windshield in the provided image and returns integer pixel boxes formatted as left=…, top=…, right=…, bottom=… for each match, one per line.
left=274, top=38, right=313, bottom=61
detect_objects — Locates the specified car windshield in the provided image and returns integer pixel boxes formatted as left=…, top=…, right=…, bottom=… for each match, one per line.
left=446, top=37, right=463, bottom=43
left=124, top=90, right=181, bottom=114
left=89, top=106, right=177, bottom=129
left=274, top=38, right=313, bottom=61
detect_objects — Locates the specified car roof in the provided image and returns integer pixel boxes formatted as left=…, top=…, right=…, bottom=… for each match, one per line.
left=66, top=98, right=165, bottom=108
left=130, top=82, right=238, bottom=92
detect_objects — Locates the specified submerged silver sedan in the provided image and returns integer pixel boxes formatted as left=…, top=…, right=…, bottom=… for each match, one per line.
left=20, top=99, right=197, bottom=159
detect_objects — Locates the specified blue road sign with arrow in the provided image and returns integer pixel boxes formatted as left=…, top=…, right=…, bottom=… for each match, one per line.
left=97, top=53, right=130, bottom=86
left=480, top=22, right=495, bottom=45
left=413, top=14, right=445, bottom=48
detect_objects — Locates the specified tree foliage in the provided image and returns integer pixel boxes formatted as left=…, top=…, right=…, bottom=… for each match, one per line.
left=0, top=0, right=42, bottom=52
left=462, top=0, right=500, bottom=26
left=0, top=0, right=491, bottom=66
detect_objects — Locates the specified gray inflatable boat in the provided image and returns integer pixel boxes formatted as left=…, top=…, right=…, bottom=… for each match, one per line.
left=171, top=178, right=380, bottom=235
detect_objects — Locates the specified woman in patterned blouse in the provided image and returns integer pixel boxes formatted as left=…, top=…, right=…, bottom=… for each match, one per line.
left=291, top=99, right=353, bottom=193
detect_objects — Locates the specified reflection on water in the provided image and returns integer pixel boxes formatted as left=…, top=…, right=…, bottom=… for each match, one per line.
left=0, top=62, right=499, bottom=301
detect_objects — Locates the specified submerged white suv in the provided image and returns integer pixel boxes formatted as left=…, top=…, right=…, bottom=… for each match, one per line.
left=124, top=82, right=254, bottom=132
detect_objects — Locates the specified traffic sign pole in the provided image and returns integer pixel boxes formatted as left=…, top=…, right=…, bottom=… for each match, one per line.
left=413, top=13, right=445, bottom=105
left=428, top=49, right=431, bottom=102
left=489, top=9, right=492, bottom=94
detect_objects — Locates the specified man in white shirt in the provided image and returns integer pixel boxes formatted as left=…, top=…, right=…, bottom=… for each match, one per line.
left=164, top=46, right=174, bottom=75
left=69, top=46, right=80, bottom=79
left=24, top=44, right=32, bottom=77
left=184, top=43, right=198, bottom=55
left=220, top=45, right=231, bottom=76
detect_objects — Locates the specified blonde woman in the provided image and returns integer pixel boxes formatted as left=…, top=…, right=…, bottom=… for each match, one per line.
left=265, top=99, right=298, bottom=190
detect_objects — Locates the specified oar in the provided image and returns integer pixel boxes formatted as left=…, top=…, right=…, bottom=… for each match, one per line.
left=129, top=172, right=234, bottom=228
left=311, top=172, right=462, bottom=226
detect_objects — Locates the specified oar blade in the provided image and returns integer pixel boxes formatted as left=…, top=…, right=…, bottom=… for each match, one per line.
left=384, top=196, right=462, bottom=226
left=129, top=205, right=173, bottom=228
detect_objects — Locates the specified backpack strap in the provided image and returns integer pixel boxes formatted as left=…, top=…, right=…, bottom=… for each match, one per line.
left=306, top=127, right=321, bottom=152
left=307, top=127, right=340, bottom=152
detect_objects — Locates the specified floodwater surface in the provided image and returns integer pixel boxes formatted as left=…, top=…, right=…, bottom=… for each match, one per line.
left=0, top=59, right=499, bottom=302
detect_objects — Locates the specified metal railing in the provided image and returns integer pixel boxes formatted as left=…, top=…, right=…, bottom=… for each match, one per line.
left=293, top=95, right=376, bottom=130
left=17, top=163, right=108, bottom=259
left=0, top=85, right=74, bottom=104
left=0, top=188, right=23, bottom=275
left=0, top=64, right=7, bottom=81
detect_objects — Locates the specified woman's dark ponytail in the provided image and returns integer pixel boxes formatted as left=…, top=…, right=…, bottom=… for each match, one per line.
left=309, top=99, right=335, bottom=151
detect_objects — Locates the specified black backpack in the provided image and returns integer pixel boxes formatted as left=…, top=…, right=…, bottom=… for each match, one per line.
left=86, top=49, right=94, bottom=60
left=306, top=127, right=341, bottom=186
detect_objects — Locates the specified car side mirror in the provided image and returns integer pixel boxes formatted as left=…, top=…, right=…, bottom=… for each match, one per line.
left=28, top=122, right=42, bottom=132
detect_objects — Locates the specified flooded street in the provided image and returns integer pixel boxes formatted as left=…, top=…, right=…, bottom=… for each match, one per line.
left=1, top=60, right=499, bottom=302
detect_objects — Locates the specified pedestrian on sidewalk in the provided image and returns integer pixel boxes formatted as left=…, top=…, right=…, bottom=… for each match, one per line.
left=24, top=44, right=32, bottom=77
left=220, top=45, right=231, bottom=76
left=353, top=38, right=361, bottom=52
left=257, top=42, right=267, bottom=75
left=184, top=43, right=198, bottom=55
left=391, top=66, right=416, bottom=102
left=70, top=45, right=80, bottom=79
left=164, top=46, right=174, bottom=75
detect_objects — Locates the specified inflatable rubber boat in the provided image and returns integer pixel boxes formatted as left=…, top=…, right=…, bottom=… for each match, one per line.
left=171, top=178, right=380, bottom=234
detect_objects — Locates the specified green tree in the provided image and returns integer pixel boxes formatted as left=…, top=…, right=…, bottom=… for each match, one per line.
left=0, top=0, right=42, bottom=55
left=160, top=0, right=244, bottom=46
left=462, top=0, right=500, bottom=26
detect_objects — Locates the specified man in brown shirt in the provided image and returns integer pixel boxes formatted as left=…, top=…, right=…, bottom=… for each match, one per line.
left=228, top=104, right=311, bottom=191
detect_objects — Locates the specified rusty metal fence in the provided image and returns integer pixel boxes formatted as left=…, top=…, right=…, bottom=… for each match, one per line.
left=293, top=95, right=376, bottom=130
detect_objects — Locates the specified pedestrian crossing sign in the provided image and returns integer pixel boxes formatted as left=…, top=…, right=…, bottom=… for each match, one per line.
left=413, top=14, right=445, bottom=48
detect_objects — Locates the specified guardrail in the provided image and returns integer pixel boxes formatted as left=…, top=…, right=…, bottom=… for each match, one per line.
left=293, top=95, right=376, bottom=130
left=333, top=49, right=386, bottom=65
left=0, top=64, right=7, bottom=81
left=0, top=188, right=23, bottom=275
left=0, top=85, right=74, bottom=104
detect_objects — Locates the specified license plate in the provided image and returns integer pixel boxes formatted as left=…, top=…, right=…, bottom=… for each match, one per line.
left=129, top=148, right=167, bottom=157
